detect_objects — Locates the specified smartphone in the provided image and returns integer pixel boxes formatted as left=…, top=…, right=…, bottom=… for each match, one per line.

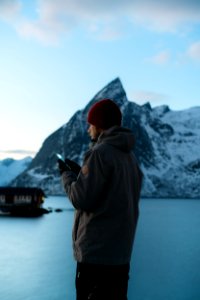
left=56, top=153, right=64, bottom=162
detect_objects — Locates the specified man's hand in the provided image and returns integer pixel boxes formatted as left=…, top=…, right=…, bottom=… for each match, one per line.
left=65, top=159, right=81, bottom=176
left=57, top=159, right=71, bottom=175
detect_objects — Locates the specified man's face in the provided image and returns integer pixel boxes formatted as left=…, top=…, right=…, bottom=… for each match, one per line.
left=88, top=124, right=102, bottom=141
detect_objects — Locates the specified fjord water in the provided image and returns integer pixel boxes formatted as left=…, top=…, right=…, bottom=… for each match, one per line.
left=0, top=197, right=200, bottom=300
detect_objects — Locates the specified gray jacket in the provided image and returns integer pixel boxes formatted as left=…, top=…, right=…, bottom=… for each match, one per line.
left=62, top=126, right=143, bottom=265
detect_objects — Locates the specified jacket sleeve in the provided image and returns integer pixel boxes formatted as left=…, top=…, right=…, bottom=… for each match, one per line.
left=62, top=149, right=109, bottom=212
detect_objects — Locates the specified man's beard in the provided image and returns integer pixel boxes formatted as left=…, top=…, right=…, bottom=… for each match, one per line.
left=89, top=133, right=101, bottom=148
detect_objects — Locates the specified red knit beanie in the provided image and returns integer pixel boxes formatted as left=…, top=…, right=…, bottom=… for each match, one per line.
left=87, top=98, right=122, bottom=129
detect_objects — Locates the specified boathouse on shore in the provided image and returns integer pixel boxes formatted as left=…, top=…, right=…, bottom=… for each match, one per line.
left=0, top=187, right=46, bottom=215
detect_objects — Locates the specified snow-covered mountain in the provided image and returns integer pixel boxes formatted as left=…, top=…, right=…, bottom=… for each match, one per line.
left=0, top=157, right=32, bottom=186
left=140, top=105, right=200, bottom=198
left=11, top=78, right=200, bottom=198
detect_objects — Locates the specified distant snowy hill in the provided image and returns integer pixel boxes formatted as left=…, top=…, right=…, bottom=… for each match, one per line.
left=0, top=157, right=32, bottom=186
left=11, top=78, right=200, bottom=198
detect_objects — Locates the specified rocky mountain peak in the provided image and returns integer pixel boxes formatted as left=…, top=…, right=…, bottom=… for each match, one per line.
left=84, top=77, right=128, bottom=112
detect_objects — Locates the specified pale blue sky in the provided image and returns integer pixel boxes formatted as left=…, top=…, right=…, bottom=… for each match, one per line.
left=0, top=0, right=200, bottom=159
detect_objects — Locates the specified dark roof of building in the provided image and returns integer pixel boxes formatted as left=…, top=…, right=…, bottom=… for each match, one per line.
left=0, top=187, right=46, bottom=197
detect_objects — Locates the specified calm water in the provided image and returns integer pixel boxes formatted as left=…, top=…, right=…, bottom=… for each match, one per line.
left=0, top=197, right=200, bottom=300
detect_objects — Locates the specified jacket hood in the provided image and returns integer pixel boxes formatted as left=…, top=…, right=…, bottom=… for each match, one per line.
left=97, top=126, right=135, bottom=152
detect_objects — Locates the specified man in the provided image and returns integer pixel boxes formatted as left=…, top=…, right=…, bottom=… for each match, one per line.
left=58, top=98, right=143, bottom=300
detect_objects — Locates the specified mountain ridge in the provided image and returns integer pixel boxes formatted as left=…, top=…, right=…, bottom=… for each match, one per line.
left=11, top=78, right=200, bottom=198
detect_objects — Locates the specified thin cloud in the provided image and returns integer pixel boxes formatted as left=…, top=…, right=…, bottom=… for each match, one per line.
left=187, top=41, right=200, bottom=61
left=0, top=0, right=20, bottom=21
left=0, top=149, right=36, bottom=157
left=146, top=50, right=171, bottom=65
left=0, top=0, right=200, bottom=43
left=131, top=90, right=168, bottom=106
left=130, top=1, right=200, bottom=33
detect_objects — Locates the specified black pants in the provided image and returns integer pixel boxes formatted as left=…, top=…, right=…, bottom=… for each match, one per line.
left=76, top=262, right=130, bottom=300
